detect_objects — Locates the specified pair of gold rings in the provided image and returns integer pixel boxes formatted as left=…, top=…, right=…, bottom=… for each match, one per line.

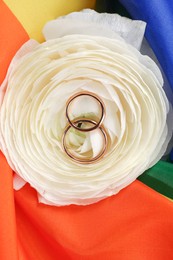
left=62, top=91, right=107, bottom=164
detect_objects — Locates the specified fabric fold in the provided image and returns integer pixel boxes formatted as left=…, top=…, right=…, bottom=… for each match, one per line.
left=14, top=178, right=173, bottom=259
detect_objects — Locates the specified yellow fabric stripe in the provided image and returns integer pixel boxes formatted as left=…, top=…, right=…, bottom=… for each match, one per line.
left=4, top=0, right=96, bottom=42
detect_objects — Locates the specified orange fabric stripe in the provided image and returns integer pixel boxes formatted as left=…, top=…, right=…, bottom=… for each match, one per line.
left=0, top=2, right=28, bottom=259
left=0, top=152, right=18, bottom=260
left=14, top=180, right=173, bottom=259
left=0, top=1, right=29, bottom=85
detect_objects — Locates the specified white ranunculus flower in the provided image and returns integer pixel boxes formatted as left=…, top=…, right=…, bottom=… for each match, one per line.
left=0, top=10, right=172, bottom=206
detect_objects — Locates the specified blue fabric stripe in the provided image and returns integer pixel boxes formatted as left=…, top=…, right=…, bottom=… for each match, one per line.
left=120, top=0, right=173, bottom=98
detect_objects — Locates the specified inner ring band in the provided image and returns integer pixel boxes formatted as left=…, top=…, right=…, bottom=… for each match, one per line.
left=66, top=91, right=105, bottom=132
left=62, top=119, right=107, bottom=164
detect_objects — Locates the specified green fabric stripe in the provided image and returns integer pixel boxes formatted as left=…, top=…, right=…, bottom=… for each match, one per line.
left=138, top=161, right=173, bottom=199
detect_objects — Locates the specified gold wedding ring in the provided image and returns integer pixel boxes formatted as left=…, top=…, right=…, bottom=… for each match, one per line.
left=66, top=91, right=105, bottom=132
left=62, top=91, right=107, bottom=164
left=62, top=119, right=107, bottom=164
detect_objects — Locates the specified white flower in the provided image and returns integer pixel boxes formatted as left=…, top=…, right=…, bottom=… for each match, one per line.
left=0, top=10, right=172, bottom=206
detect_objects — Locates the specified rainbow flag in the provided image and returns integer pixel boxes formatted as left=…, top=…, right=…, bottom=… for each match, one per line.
left=0, top=1, right=173, bottom=259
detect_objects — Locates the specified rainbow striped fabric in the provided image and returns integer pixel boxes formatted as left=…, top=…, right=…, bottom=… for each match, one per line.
left=0, top=1, right=173, bottom=259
